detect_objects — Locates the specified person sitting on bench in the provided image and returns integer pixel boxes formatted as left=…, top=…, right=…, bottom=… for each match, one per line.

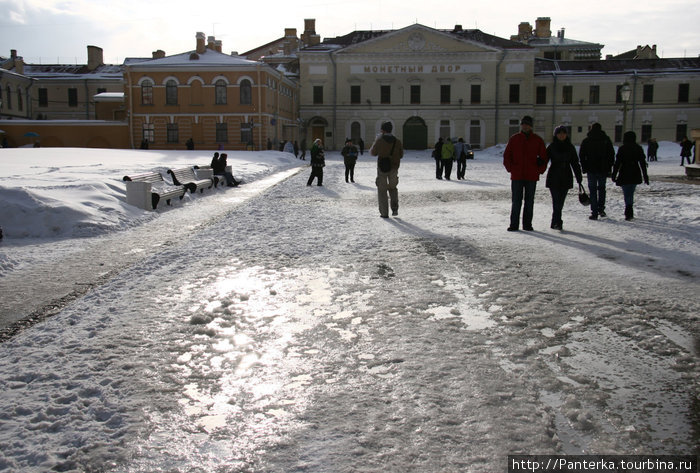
left=212, top=153, right=240, bottom=187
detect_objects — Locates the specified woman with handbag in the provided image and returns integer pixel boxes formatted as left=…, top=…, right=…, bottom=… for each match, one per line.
left=545, top=126, right=583, bottom=230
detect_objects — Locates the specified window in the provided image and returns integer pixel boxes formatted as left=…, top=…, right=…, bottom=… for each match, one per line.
left=68, top=88, right=78, bottom=107
left=509, top=84, right=520, bottom=104
left=589, top=85, right=600, bottom=104
left=167, top=123, right=179, bottom=143
left=509, top=119, right=520, bottom=137
left=641, top=124, right=652, bottom=143
left=141, top=80, right=153, bottom=105
left=38, top=88, right=48, bottom=107
left=614, top=125, right=623, bottom=143
left=216, top=123, right=228, bottom=143
left=469, top=120, right=481, bottom=149
left=17, top=87, right=23, bottom=111
left=410, top=85, right=420, bottom=104
left=439, top=120, right=450, bottom=139
left=678, top=83, right=689, bottom=103
left=676, top=124, right=687, bottom=142
left=143, top=123, right=154, bottom=143
left=165, top=80, right=178, bottom=105
left=240, top=79, right=252, bottom=105
left=440, top=84, right=451, bottom=104
left=562, top=85, right=573, bottom=104
left=241, top=122, right=253, bottom=144
left=215, top=79, right=227, bottom=105
left=313, top=86, right=323, bottom=104
left=616, top=85, right=624, bottom=104
left=380, top=85, right=391, bottom=104
left=350, top=85, right=360, bottom=104
left=5, top=85, right=11, bottom=109
left=97, top=88, right=106, bottom=95
left=536, top=86, right=547, bottom=104
left=544, top=51, right=562, bottom=60
left=643, top=84, right=654, bottom=103
left=471, top=84, right=481, bottom=104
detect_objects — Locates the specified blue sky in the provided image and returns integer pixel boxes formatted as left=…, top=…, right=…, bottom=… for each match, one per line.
left=1, top=0, right=698, bottom=64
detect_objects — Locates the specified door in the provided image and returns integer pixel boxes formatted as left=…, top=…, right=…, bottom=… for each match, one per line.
left=402, top=116, right=428, bottom=149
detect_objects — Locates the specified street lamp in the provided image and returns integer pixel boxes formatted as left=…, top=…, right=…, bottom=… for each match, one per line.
left=620, top=82, right=632, bottom=132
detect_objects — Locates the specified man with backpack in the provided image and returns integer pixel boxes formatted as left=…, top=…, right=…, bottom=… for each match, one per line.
left=579, top=123, right=615, bottom=220
left=370, top=122, right=404, bottom=218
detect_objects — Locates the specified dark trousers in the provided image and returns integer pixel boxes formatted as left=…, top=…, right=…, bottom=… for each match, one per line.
left=345, top=163, right=356, bottom=182
left=549, top=188, right=568, bottom=226
left=587, top=173, right=607, bottom=216
left=442, top=159, right=453, bottom=180
left=435, top=159, right=442, bottom=179
left=307, top=167, right=323, bottom=186
left=457, top=159, right=467, bottom=179
left=510, top=180, right=537, bottom=229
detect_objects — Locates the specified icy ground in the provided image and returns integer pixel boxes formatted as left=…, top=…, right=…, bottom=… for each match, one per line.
left=0, top=147, right=698, bottom=472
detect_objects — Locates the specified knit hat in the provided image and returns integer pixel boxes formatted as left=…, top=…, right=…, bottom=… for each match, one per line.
left=521, top=115, right=534, bottom=126
left=380, top=122, right=393, bottom=133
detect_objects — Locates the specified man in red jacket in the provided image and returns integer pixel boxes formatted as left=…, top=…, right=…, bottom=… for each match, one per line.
left=503, top=115, right=548, bottom=231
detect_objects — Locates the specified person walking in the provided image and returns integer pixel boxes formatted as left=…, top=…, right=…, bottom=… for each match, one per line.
left=441, top=138, right=455, bottom=180
left=307, top=138, right=325, bottom=186
left=359, top=137, right=365, bottom=156
left=370, top=122, right=404, bottom=218
left=455, top=138, right=467, bottom=180
left=646, top=138, right=658, bottom=162
left=503, top=115, right=548, bottom=231
left=433, top=137, right=444, bottom=179
left=186, top=138, right=194, bottom=150
left=612, top=131, right=649, bottom=220
left=578, top=122, right=615, bottom=220
left=680, top=136, right=695, bottom=165
left=300, top=138, right=307, bottom=160
left=545, top=126, right=583, bottom=230
left=341, top=138, right=359, bottom=183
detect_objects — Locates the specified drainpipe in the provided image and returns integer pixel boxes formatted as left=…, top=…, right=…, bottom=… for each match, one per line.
left=494, top=50, right=507, bottom=145
left=84, top=79, right=90, bottom=119
left=551, top=69, right=558, bottom=131
left=257, top=64, right=263, bottom=150
left=329, top=50, right=337, bottom=150
left=127, top=67, right=135, bottom=149
left=26, top=79, right=34, bottom=119
left=631, top=70, right=638, bottom=132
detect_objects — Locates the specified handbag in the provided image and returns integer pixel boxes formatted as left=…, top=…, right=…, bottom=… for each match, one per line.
left=578, top=183, right=590, bottom=206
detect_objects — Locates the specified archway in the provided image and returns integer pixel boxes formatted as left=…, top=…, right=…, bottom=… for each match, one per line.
left=403, top=116, right=428, bottom=150
left=308, top=116, right=328, bottom=145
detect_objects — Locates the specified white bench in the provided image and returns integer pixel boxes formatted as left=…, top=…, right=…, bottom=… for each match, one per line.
left=122, top=172, right=186, bottom=210
left=167, top=167, right=214, bottom=194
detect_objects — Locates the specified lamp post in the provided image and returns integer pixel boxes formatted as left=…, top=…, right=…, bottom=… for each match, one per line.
left=620, top=82, right=632, bottom=133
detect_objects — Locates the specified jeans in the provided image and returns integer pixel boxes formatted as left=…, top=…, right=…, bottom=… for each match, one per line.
left=549, top=188, right=568, bottom=226
left=442, top=160, right=453, bottom=180
left=587, top=173, right=607, bottom=216
left=510, top=180, right=537, bottom=229
left=457, top=159, right=467, bottom=179
left=621, top=184, right=636, bottom=207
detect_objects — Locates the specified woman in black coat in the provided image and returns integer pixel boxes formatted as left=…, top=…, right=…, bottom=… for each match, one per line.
left=545, top=126, right=582, bottom=230
left=612, top=131, right=649, bottom=220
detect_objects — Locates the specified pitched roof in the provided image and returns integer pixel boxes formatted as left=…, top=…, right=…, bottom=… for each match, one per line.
left=535, top=57, right=700, bottom=74
left=126, top=48, right=260, bottom=69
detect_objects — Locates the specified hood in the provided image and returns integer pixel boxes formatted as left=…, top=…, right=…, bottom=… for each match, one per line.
left=623, top=131, right=637, bottom=144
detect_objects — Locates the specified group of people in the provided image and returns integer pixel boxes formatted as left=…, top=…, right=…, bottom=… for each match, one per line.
left=209, top=152, right=240, bottom=187
left=504, top=115, right=649, bottom=231
left=432, top=137, right=470, bottom=180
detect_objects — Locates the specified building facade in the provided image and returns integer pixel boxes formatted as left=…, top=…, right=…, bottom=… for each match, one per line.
left=124, top=33, right=300, bottom=150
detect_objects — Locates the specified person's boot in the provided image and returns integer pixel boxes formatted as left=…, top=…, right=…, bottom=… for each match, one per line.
left=625, top=205, right=634, bottom=221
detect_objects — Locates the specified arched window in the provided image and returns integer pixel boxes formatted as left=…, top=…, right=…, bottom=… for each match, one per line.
left=141, top=80, right=153, bottom=105
left=215, top=79, right=227, bottom=105
left=166, top=79, right=178, bottom=105
left=240, top=79, right=252, bottom=105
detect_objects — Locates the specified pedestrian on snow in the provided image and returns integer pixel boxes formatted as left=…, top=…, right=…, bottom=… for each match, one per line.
left=186, top=138, right=194, bottom=150
left=647, top=138, right=658, bottom=162
left=578, top=122, right=615, bottom=220
left=267, top=138, right=272, bottom=150
left=370, top=122, right=404, bottom=218
left=455, top=138, right=467, bottom=180
left=612, top=131, right=649, bottom=221
left=283, top=140, right=295, bottom=154
left=293, top=140, right=299, bottom=158
left=140, top=139, right=149, bottom=150
left=307, top=138, right=325, bottom=186
left=212, top=153, right=240, bottom=187
left=300, top=138, right=307, bottom=160
left=503, top=115, right=548, bottom=231
left=433, top=137, right=444, bottom=179
left=341, top=138, right=359, bottom=183
left=545, top=126, right=583, bottom=230
left=680, top=136, right=695, bottom=165
left=359, top=138, right=365, bottom=155
left=441, top=138, right=455, bottom=180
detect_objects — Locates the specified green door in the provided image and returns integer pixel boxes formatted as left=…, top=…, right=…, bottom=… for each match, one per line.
left=403, top=117, right=428, bottom=149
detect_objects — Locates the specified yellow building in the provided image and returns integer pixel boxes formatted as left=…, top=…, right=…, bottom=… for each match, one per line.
left=124, top=33, right=300, bottom=150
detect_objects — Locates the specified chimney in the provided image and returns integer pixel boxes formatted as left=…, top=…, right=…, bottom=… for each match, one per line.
left=207, top=36, right=216, bottom=50
left=515, top=22, right=532, bottom=41
left=535, top=17, right=551, bottom=38
left=302, top=18, right=321, bottom=46
left=559, top=28, right=565, bottom=39
left=87, top=45, right=104, bottom=71
left=454, top=24, right=463, bottom=32
left=14, top=56, right=24, bottom=75
left=11, top=49, right=17, bottom=59
left=196, top=32, right=206, bottom=54
left=152, top=50, right=166, bottom=59
left=215, top=40, right=222, bottom=53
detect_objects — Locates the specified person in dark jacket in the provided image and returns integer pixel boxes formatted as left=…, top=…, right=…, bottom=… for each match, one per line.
left=646, top=138, right=658, bottom=162
left=213, top=153, right=240, bottom=187
left=341, top=138, right=359, bottom=183
left=503, top=115, right=548, bottom=231
left=579, top=123, right=615, bottom=220
left=680, top=136, right=695, bottom=165
left=307, top=139, right=325, bottom=186
left=186, top=138, right=194, bottom=150
left=612, top=131, right=649, bottom=221
left=546, top=126, right=583, bottom=230
left=433, top=137, right=444, bottom=179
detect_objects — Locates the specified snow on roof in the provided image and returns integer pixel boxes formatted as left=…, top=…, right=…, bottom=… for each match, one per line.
left=127, top=49, right=260, bottom=68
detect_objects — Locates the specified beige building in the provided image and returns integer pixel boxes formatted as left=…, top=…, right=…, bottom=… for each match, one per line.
left=124, top=33, right=300, bottom=150
left=298, top=24, right=537, bottom=150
